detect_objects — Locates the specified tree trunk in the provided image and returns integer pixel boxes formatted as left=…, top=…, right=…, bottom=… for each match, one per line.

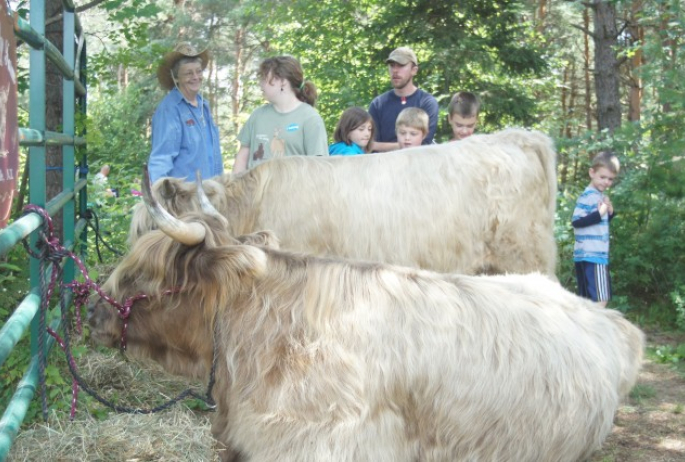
left=567, top=60, right=578, bottom=139
left=212, top=56, right=218, bottom=121
left=590, top=0, right=622, bottom=133
left=231, top=27, right=245, bottom=135
left=583, top=6, right=593, bottom=131
left=559, top=65, right=569, bottom=186
left=659, top=2, right=676, bottom=113
left=560, top=65, right=568, bottom=139
left=627, top=0, right=643, bottom=122
left=45, top=0, right=64, bottom=236
left=117, top=64, right=128, bottom=90
left=536, top=0, right=547, bottom=32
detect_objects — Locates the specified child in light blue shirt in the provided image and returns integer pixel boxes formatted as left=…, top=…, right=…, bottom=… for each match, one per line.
left=329, top=107, right=374, bottom=155
left=572, top=151, right=620, bottom=307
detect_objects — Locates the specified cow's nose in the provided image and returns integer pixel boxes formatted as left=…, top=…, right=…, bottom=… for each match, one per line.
left=86, top=301, right=97, bottom=323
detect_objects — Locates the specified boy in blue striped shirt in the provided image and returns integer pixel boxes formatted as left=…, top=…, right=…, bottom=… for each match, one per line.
left=572, top=151, right=620, bottom=307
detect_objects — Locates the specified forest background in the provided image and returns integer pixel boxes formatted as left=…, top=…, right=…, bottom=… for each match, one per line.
left=3, top=0, right=685, bottom=362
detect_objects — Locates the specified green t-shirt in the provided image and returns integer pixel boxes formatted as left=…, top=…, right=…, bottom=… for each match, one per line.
left=238, top=103, right=329, bottom=169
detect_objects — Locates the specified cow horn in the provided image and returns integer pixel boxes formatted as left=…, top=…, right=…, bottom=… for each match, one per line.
left=142, top=165, right=206, bottom=245
left=195, top=171, right=228, bottom=226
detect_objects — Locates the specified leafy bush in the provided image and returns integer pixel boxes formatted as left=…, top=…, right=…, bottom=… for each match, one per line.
left=672, top=286, right=685, bottom=331
left=653, top=344, right=685, bottom=365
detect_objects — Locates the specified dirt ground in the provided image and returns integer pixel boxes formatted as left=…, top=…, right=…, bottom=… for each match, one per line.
left=589, top=331, right=685, bottom=462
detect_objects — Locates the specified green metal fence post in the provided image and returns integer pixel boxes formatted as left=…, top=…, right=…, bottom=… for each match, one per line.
left=28, top=0, right=46, bottom=358
left=62, top=7, right=75, bottom=283
left=0, top=1, right=88, bottom=459
left=78, top=39, right=88, bottom=256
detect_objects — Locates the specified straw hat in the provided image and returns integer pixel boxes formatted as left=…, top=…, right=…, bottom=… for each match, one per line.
left=157, top=42, right=210, bottom=90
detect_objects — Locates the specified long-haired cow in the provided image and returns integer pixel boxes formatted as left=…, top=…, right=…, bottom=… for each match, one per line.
left=129, top=128, right=558, bottom=276
left=89, top=177, right=644, bottom=462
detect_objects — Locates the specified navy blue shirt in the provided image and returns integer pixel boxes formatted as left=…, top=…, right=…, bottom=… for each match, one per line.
left=368, top=88, right=439, bottom=145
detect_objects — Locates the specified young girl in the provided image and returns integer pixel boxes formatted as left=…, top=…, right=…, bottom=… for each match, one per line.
left=233, top=55, right=329, bottom=173
left=329, top=107, right=375, bottom=155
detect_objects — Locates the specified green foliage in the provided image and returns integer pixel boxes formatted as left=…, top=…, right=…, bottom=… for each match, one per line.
left=672, top=286, right=685, bottom=331
left=652, top=344, right=685, bottom=365
left=247, top=0, right=550, bottom=141
left=0, top=246, right=30, bottom=322
left=86, top=193, right=140, bottom=264
left=87, top=86, right=153, bottom=180
left=86, top=0, right=166, bottom=91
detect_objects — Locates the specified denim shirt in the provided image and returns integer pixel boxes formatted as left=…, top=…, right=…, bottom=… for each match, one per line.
left=148, top=88, right=223, bottom=183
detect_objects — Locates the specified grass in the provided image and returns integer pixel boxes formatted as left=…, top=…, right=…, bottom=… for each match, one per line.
left=629, top=383, right=657, bottom=404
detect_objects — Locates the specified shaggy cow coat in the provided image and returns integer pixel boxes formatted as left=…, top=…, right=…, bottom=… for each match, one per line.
left=129, top=128, right=558, bottom=276
left=90, top=214, right=644, bottom=462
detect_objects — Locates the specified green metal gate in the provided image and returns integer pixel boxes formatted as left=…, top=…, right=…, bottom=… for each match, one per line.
left=0, top=0, right=87, bottom=459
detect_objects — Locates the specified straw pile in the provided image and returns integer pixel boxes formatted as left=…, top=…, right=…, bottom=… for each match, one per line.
left=7, top=350, right=221, bottom=461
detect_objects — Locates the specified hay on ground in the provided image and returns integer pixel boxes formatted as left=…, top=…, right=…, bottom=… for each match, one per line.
left=8, top=349, right=220, bottom=461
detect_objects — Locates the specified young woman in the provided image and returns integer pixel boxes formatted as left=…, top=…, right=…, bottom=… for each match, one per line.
left=233, top=56, right=328, bottom=173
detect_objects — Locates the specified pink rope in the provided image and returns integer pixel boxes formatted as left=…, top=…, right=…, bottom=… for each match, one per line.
left=23, top=204, right=180, bottom=419
left=47, top=327, right=79, bottom=420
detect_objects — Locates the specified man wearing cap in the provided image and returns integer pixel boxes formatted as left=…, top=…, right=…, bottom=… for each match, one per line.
left=148, top=42, right=223, bottom=183
left=368, top=47, right=439, bottom=152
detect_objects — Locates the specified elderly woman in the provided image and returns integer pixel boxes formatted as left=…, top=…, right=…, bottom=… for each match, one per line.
left=148, top=42, right=223, bottom=183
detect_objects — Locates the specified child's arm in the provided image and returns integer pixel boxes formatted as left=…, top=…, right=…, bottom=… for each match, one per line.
left=572, top=211, right=602, bottom=228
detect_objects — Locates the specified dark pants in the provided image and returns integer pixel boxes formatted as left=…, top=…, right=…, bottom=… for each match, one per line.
left=575, top=261, right=612, bottom=302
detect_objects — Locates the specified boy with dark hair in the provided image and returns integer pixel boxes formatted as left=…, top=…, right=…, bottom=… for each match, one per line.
left=572, top=151, right=621, bottom=307
left=447, top=91, right=480, bottom=141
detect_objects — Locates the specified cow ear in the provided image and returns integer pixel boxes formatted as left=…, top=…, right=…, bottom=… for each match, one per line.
left=159, top=178, right=177, bottom=200
left=235, top=230, right=280, bottom=249
left=222, top=245, right=268, bottom=279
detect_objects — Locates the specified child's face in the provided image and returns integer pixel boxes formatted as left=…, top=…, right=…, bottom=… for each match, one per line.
left=448, top=114, right=478, bottom=140
left=396, top=125, right=425, bottom=149
left=348, top=121, right=373, bottom=149
left=589, top=166, right=616, bottom=192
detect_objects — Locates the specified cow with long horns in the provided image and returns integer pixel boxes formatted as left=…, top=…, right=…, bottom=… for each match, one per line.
left=129, top=128, right=559, bottom=276
left=88, top=169, right=644, bottom=462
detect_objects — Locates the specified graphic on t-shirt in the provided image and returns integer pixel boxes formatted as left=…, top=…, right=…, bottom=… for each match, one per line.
left=253, top=143, right=264, bottom=162
left=270, top=128, right=286, bottom=158
left=286, top=123, right=299, bottom=132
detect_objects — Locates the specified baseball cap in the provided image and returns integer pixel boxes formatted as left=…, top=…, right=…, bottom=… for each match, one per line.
left=385, top=47, right=418, bottom=66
